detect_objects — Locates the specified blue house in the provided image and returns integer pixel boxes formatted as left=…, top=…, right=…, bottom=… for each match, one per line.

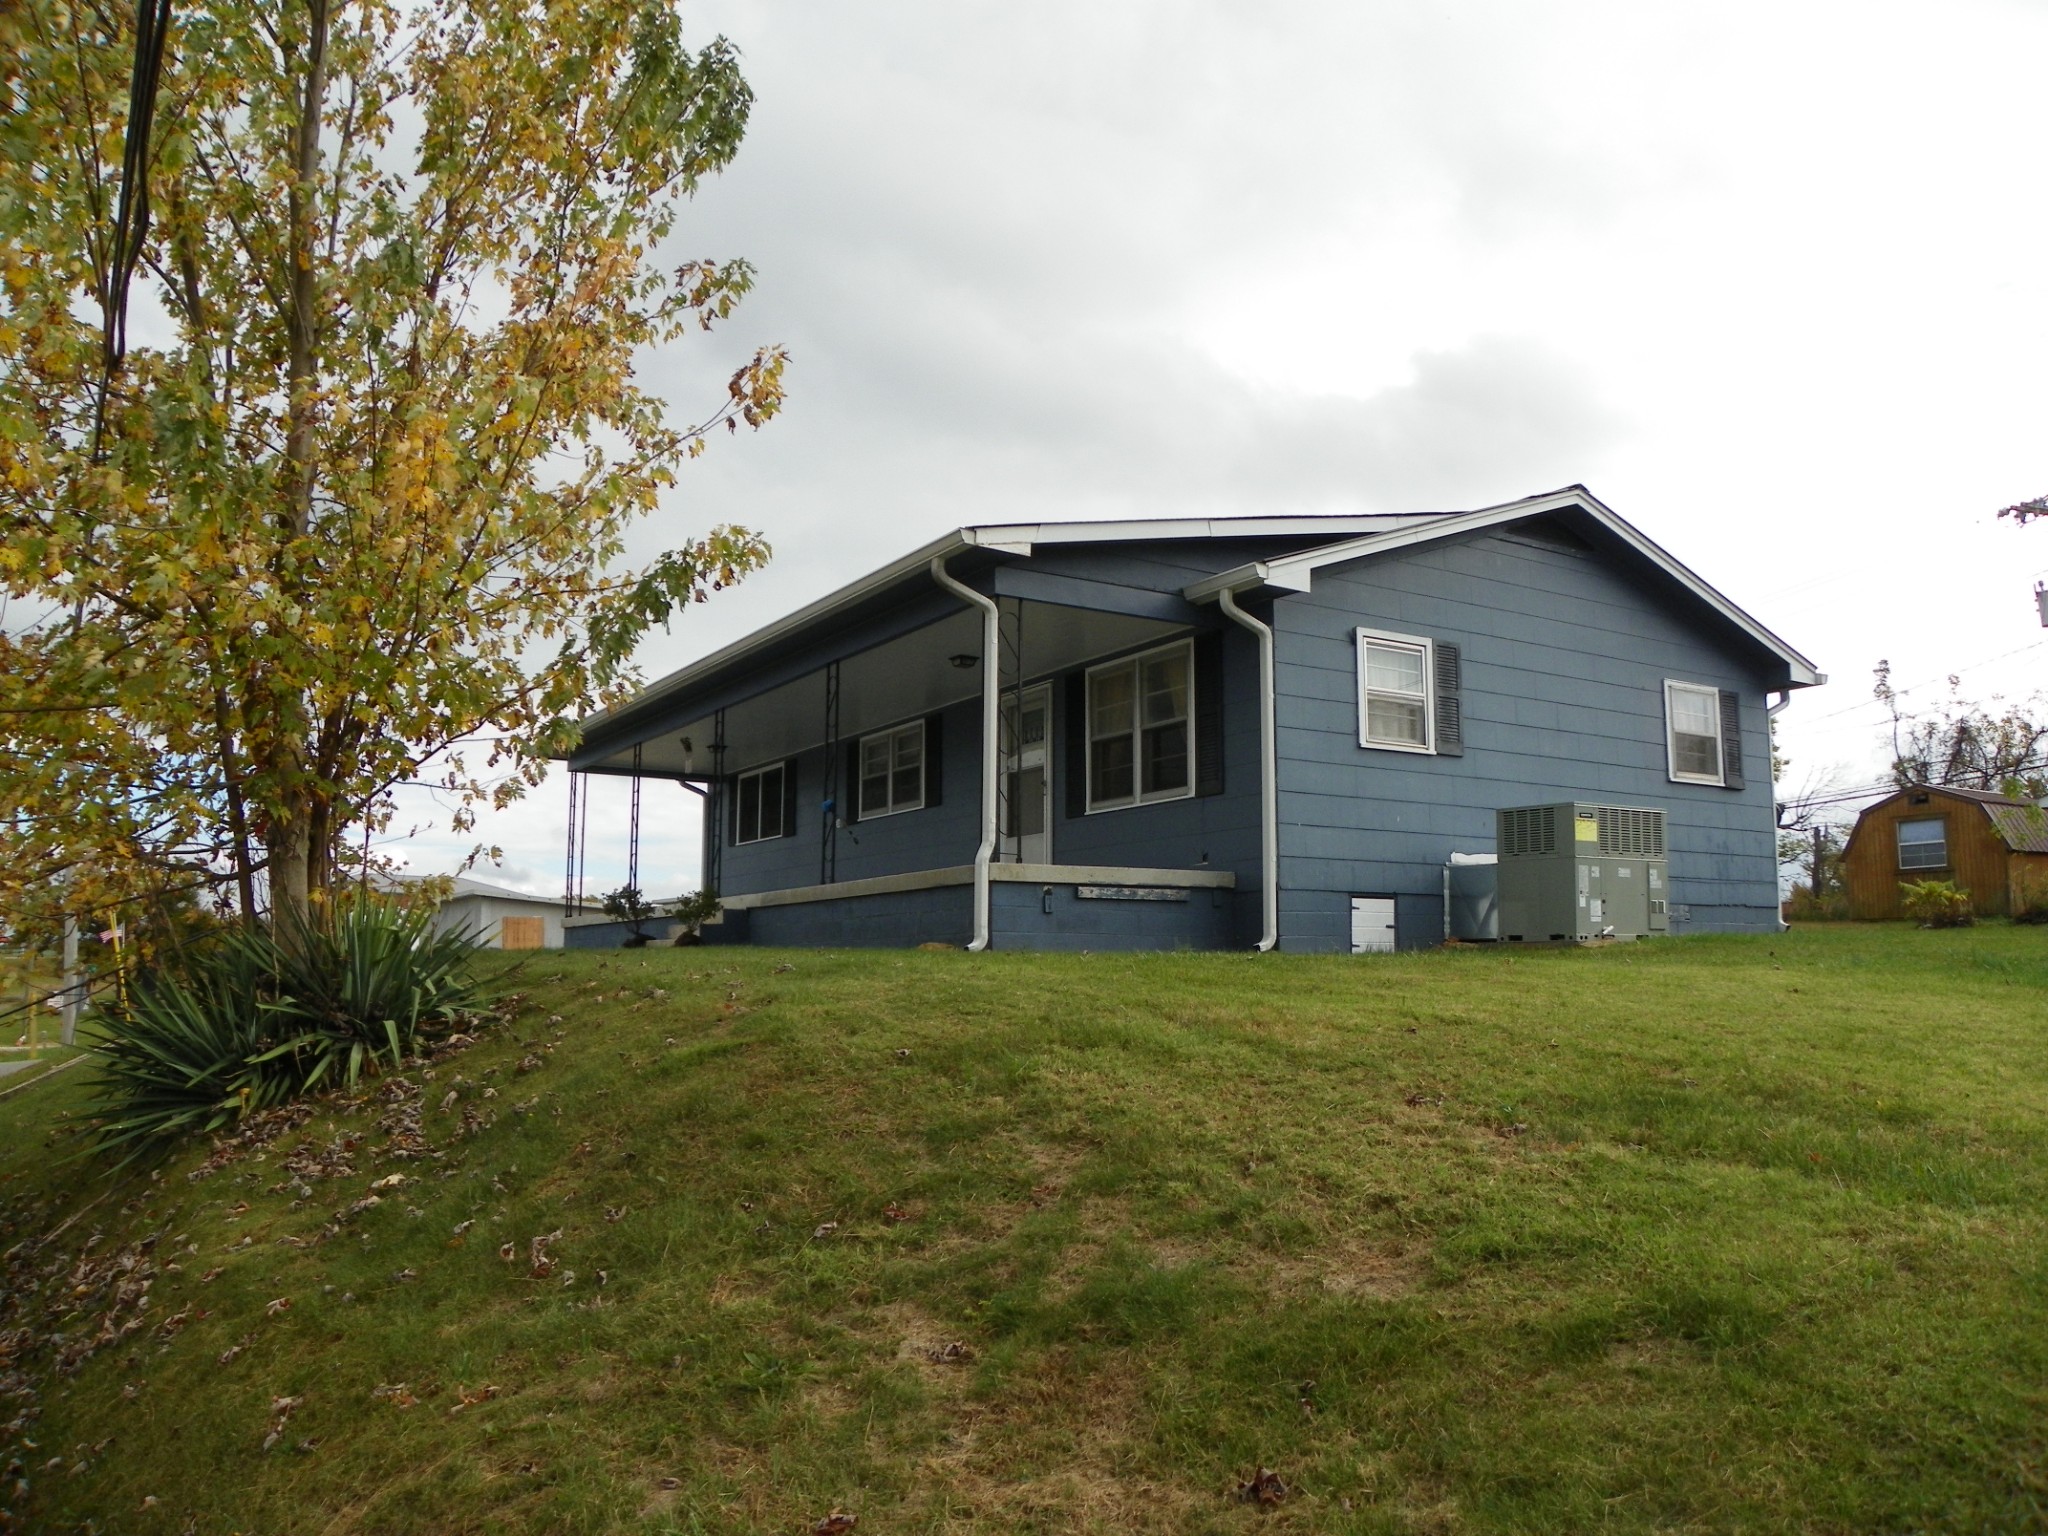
left=564, top=486, right=1822, bottom=952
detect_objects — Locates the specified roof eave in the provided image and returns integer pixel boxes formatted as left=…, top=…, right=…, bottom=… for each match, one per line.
left=1250, top=486, right=1825, bottom=688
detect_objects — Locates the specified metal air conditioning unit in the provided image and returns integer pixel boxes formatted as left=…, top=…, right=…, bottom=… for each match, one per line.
left=1495, top=802, right=1669, bottom=943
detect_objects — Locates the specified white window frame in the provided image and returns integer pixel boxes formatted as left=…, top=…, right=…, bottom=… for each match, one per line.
left=1896, top=817, right=1949, bottom=871
left=1085, top=639, right=1195, bottom=813
left=1355, top=628, right=1436, bottom=755
left=1663, top=680, right=1725, bottom=786
left=733, top=760, right=786, bottom=845
left=858, top=720, right=926, bottom=819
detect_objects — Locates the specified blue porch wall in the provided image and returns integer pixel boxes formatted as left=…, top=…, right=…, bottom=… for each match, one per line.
left=716, top=696, right=985, bottom=896
left=1271, top=524, right=1783, bottom=952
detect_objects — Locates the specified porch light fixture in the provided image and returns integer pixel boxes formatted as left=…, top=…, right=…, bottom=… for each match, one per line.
left=948, top=653, right=979, bottom=670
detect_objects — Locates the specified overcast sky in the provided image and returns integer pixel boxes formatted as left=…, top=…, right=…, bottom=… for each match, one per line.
left=393, top=0, right=2048, bottom=897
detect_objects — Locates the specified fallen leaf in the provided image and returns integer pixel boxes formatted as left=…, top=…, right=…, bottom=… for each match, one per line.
left=1236, top=1466, right=1288, bottom=1506
left=811, top=1513, right=857, bottom=1535
left=811, top=1222, right=838, bottom=1241
left=264, top=1297, right=292, bottom=1317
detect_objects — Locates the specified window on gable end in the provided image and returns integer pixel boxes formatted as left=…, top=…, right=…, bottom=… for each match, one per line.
left=1356, top=630, right=1436, bottom=753
left=1664, top=680, right=1724, bottom=785
left=1896, top=817, right=1948, bottom=870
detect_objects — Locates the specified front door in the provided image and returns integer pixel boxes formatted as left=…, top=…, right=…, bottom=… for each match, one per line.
left=1004, top=684, right=1052, bottom=864
left=1349, top=896, right=1397, bottom=953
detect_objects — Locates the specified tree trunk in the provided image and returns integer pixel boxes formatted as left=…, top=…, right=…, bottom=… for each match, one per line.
left=267, top=814, right=313, bottom=935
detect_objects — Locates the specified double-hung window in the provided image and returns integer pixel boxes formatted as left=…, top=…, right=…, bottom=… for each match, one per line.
left=1356, top=630, right=1435, bottom=752
left=1896, top=817, right=1948, bottom=870
left=1664, top=681, right=1724, bottom=784
left=859, top=722, right=925, bottom=818
left=734, top=762, right=786, bottom=845
left=1086, top=641, right=1192, bottom=811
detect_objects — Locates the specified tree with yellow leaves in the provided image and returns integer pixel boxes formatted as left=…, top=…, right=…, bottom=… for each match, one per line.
left=0, top=0, right=784, bottom=932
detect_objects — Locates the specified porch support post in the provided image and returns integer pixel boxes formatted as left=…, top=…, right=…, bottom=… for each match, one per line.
left=931, top=556, right=999, bottom=951
left=1217, top=587, right=1279, bottom=952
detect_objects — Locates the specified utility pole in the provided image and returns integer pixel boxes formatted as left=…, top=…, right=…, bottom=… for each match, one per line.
left=1812, top=824, right=1827, bottom=897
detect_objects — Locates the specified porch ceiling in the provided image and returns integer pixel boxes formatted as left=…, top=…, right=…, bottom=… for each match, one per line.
left=575, top=599, right=1186, bottom=777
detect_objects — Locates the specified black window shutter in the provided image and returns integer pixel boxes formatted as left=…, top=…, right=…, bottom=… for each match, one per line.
left=1194, top=630, right=1225, bottom=796
left=726, top=776, right=740, bottom=845
left=843, top=739, right=862, bottom=823
left=1065, top=672, right=1089, bottom=819
left=1434, top=642, right=1465, bottom=757
left=781, top=759, right=799, bottom=837
left=923, top=713, right=944, bottom=808
left=1719, top=690, right=1744, bottom=789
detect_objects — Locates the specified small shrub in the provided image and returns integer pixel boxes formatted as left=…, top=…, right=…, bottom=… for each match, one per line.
left=669, top=888, right=721, bottom=935
left=87, top=895, right=488, bottom=1157
left=1898, top=878, right=1974, bottom=928
left=600, top=884, right=663, bottom=945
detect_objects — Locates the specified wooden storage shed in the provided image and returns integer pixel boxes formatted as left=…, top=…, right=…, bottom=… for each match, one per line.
left=1840, top=785, right=2048, bottom=919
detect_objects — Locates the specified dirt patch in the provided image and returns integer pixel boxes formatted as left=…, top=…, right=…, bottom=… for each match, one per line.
left=903, top=1352, right=1222, bottom=1533
left=1262, top=1238, right=1427, bottom=1301
left=869, top=1299, right=980, bottom=1388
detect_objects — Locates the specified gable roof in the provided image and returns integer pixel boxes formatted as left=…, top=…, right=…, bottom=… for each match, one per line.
left=573, top=485, right=1820, bottom=762
left=1181, top=486, right=1822, bottom=688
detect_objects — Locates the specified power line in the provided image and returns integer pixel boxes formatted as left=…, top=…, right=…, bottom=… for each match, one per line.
left=1796, top=639, right=2048, bottom=726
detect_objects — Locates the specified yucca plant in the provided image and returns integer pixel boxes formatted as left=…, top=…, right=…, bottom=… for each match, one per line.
left=254, top=897, right=486, bottom=1092
left=86, top=894, right=490, bottom=1156
left=84, top=924, right=301, bottom=1155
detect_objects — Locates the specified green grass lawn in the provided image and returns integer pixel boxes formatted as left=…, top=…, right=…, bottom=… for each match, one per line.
left=1, top=925, right=2044, bottom=1534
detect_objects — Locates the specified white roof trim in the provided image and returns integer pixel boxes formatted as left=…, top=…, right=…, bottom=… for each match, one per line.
left=1184, top=487, right=1824, bottom=689
left=578, top=512, right=1446, bottom=738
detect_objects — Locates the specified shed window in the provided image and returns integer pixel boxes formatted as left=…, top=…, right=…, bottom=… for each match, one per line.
left=859, top=722, right=925, bottom=818
left=1664, top=681, right=1723, bottom=785
left=1356, top=630, right=1436, bottom=752
left=735, top=762, right=786, bottom=845
left=1897, top=817, right=1948, bottom=870
left=1087, top=641, right=1192, bottom=811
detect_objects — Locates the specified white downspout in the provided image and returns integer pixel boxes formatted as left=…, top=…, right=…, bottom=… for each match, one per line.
left=931, top=556, right=999, bottom=951
left=1217, top=587, right=1279, bottom=952
left=1767, top=688, right=1793, bottom=933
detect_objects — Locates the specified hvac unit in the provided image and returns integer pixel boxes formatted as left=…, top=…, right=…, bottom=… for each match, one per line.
left=1495, top=803, right=1669, bottom=943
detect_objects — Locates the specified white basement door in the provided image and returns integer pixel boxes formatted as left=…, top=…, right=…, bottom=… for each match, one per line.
left=1349, top=896, right=1397, bottom=953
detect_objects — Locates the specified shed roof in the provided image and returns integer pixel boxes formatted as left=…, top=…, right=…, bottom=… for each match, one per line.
left=1851, top=785, right=2048, bottom=855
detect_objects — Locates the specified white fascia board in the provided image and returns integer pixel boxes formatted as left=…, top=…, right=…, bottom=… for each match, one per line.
left=1256, top=488, right=1825, bottom=688
left=577, top=514, right=1440, bottom=742
left=1181, top=561, right=1313, bottom=604
left=577, top=528, right=980, bottom=737
left=964, top=513, right=1429, bottom=549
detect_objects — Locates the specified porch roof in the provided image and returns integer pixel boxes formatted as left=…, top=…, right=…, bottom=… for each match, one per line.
left=566, top=511, right=1443, bottom=776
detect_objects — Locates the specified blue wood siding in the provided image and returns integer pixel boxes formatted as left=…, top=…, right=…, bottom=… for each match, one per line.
left=716, top=697, right=984, bottom=896
left=1272, top=526, right=1781, bottom=951
left=990, top=882, right=1234, bottom=951
left=1046, top=624, right=1264, bottom=946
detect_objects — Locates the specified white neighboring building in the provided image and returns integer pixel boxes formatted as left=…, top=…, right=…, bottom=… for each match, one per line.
left=412, top=877, right=590, bottom=950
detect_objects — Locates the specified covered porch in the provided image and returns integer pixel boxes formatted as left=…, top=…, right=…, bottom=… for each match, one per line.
left=561, top=536, right=1262, bottom=950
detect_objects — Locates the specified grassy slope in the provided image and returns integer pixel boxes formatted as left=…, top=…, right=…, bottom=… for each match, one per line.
left=1, top=925, right=2044, bottom=1535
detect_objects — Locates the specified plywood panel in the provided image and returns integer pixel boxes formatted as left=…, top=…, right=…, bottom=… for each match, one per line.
left=500, top=916, right=545, bottom=951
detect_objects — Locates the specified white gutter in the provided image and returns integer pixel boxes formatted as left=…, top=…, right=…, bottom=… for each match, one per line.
left=929, top=555, right=1000, bottom=951
left=1216, top=587, right=1279, bottom=952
